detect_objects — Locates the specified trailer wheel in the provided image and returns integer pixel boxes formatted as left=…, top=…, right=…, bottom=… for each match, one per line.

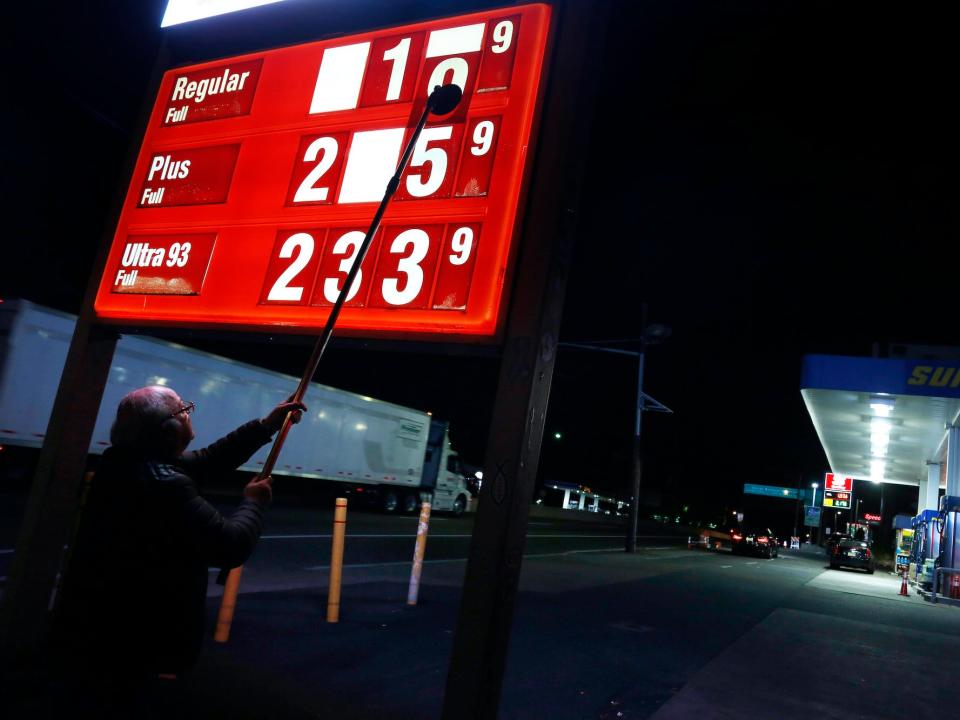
left=451, top=495, right=467, bottom=517
left=402, top=492, right=419, bottom=514
left=382, top=491, right=399, bottom=513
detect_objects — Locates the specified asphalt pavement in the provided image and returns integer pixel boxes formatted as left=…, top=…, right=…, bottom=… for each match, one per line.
left=4, top=507, right=960, bottom=719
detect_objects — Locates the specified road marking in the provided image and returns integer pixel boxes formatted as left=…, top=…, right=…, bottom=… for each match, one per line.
left=721, top=565, right=732, bottom=568
left=260, top=533, right=669, bottom=541
left=0, top=549, right=15, bottom=555
left=303, top=545, right=624, bottom=571
left=746, top=561, right=758, bottom=565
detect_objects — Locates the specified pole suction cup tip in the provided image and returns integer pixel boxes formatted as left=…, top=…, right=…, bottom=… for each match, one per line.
left=428, top=84, right=463, bottom=116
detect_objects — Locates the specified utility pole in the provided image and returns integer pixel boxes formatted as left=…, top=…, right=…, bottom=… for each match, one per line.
left=627, top=330, right=647, bottom=554
left=557, top=315, right=673, bottom=554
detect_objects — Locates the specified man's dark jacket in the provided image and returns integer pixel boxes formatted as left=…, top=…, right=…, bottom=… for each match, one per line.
left=54, top=420, right=273, bottom=674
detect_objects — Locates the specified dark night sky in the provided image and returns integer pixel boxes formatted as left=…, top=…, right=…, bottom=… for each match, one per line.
left=3, top=1, right=953, bottom=526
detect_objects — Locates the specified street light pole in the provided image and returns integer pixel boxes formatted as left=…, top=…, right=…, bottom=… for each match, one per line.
left=626, top=349, right=646, bottom=554
left=558, top=321, right=672, bottom=555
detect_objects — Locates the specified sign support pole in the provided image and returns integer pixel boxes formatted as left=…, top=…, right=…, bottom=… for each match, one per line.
left=0, top=319, right=118, bottom=666
left=441, top=2, right=609, bottom=717
left=0, top=40, right=172, bottom=668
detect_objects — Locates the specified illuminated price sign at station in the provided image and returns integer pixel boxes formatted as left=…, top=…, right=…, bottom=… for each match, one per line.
left=94, top=4, right=551, bottom=338
left=823, top=490, right=851, bottom=509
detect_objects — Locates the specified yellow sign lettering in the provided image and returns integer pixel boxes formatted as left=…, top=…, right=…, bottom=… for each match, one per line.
left=907, top=365, right=932, bottom=386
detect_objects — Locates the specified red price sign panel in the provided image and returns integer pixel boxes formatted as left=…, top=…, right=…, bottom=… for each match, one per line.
left=824, top=473, right=854, bottom=492
left=93, top=4, right=552, bottom=339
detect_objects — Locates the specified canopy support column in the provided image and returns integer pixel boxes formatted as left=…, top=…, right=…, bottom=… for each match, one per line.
left=921, top=463, right=941, bottom=513
left=947, top=427, right=960, bottom=497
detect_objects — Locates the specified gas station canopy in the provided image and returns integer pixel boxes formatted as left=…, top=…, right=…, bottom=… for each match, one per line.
left=801, top=354, right=960, bottom=487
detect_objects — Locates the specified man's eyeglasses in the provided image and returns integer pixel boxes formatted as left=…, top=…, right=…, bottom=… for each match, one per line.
left=169, top=401, right=195, bottom=419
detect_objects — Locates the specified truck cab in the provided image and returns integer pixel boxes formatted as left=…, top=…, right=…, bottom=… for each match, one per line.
left=420, top=421, right=471, bottom=515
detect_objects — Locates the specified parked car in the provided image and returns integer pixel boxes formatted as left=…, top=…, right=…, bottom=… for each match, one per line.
left=824, top=533, right=851, bottom=555
left=731, top=527, right=779, bottom=558
left=829, top=539, right=875, bottom=573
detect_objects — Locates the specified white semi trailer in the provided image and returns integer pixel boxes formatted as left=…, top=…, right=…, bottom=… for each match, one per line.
left=0, top=300, right=471, bottom=514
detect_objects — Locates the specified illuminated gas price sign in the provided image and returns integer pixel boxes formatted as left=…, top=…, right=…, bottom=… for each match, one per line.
left=94, top=4, right=551, bottom=338
left=823, top=491, right=851, bottom=509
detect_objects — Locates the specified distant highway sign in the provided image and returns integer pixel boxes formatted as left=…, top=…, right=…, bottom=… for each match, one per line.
left=744, top=483, right=799, bottom=499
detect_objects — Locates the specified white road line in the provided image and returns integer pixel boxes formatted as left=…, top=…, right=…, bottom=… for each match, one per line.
left=721, top=565, right=732, bottom=568
left=746, top=561, right=758, bottom=565
left=0, top=549, right=15, bottom=555
left=303, top=546, right=624, bottom=571
left=260, top=533, right=657, bottom=540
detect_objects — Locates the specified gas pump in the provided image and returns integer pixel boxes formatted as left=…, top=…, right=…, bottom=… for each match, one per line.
left=937, top=496, right=960, bottom=599
left=893, top=514, right=914, bottom=574
left=913, top=510, right=940, bottom=589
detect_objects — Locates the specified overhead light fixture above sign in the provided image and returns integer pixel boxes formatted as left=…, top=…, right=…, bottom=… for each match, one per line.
left=161, top=0, right=286, bottom=28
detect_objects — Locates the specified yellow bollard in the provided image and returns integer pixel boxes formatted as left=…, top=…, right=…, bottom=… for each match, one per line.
left=327, top=498, right=348, bottom=623
left=214, top=566, right=243, bottom=643
left=407, top=501, right=432, bottom=606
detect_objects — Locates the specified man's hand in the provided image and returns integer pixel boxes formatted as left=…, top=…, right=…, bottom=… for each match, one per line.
left=260, top=397, right=307, bottom=434
left=244, top=475, right=273, bottom=505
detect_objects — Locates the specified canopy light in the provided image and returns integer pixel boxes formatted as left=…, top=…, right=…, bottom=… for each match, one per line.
left=869, top=395, right=895, bottom=417
left=870, top=417, right=891, bottom=457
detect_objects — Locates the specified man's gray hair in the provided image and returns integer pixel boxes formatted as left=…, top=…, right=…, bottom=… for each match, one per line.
left=110, top=386, right=178, bottom=451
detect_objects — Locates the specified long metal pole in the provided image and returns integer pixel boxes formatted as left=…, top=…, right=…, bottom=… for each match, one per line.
left=626, top=349, right=646, bottom=553
left=215, top=89, right=448, bottom=637
left=259, top=96, right=438, bottom=480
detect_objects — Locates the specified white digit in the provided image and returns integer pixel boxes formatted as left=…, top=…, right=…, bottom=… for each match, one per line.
left=471, top=120, right=494, bottom=156
left=407, top=125, right=453, bottom=197
left=323, top=230, right=365, bottom=303
left=406, top=126, right=452, bottom=197
left=427, top=58, right=469, bottom=97
left=382, top=229, right=429, bottom=305
left=449, top=227, right=473, bottom=266
left=268, top=233, right=315, bottom=302
left=293, top=136, right=339, bottom=203
left=176, top=242, right=191, bottom=268
left=382, top=37, right=411, bottom=101
left=166, top=242, right=181, bottom=267
left=491, top=21, right=514, bottom=53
